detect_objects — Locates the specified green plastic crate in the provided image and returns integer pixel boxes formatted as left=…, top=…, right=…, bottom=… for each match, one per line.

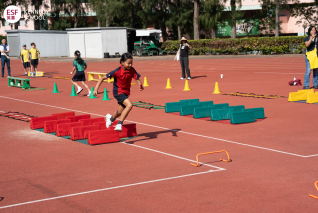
left=230, top=111, right=255, bottom=124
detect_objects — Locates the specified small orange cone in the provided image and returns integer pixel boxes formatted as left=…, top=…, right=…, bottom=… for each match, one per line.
left=165, top=78, right=173, bottom=89
left=213, top=82, right=221, bottom=94
left=183, top=80, right=191, bottom=91
left=144, top=77, right=150, bottom=87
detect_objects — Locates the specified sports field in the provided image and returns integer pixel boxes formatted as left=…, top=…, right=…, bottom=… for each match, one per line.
left=0, top=55, right=318, bottom=212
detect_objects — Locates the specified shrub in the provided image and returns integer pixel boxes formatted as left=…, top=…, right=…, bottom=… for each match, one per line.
left=161, top=36, right=306, bottom=55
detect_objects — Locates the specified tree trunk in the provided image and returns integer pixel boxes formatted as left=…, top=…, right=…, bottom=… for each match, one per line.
left=275, top=0, right=280, bottom=37
left=130, top=0, right=134, bottom=28
left=177, top=25, right=181, bottom=40
left=34, top=0, right=40, bottom=30
left=211, top=28, right=216, bottom=38
left=193, top=0, right=200, bottom=40
left=73, top=6, right=78, bottom=28
left=105, top=12, right=110, bottom=27
left=230, top=0, right=236, bottom=38
left=98, top=18, right=101, bottom=27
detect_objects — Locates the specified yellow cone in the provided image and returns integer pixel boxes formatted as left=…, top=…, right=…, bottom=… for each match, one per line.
left=213, top=82, right=221, bottom=94
left=183, top=80, right=191, bottom=91
left=165, top=78, right=173, bottom=89
left=144, top=77, right=150, bottom=87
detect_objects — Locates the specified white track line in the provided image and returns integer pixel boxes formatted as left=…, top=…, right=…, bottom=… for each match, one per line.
left=124, top=142, right=226, bottom=170
left=0, top=170, right=219, bottom=209
left=0, top=95, right=317, bottom=158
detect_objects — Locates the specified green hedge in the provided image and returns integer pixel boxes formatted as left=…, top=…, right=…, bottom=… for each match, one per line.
left=161, top=36, right=307, bottom=55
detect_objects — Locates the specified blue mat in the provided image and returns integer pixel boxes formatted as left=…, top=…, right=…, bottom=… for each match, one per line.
left=294, top=101, right=318, bottom=104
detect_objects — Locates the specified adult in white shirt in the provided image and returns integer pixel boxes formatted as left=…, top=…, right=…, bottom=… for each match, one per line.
left=0, top=39, right=11, bottom=77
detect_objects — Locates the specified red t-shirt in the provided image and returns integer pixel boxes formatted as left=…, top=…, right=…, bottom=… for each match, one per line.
left=106, top=65, right=141, bottom=96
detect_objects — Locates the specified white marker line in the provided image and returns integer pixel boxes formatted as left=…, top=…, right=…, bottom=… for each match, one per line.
left=0, top=96, right=317, bottom=158
left=124, top=142, right=226, bottom=170
left=254, top=72, right=304, bottom=74
left=0, top=170, right=219, bottom=209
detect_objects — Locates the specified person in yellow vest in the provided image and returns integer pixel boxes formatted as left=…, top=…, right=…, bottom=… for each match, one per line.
left=28, top=42, right=40, bottom=76
left=20, top=44, right=30, bottom=76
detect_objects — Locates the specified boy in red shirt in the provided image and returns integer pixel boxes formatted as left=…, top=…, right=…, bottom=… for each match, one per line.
left=93, top=53, right=143, bottom=131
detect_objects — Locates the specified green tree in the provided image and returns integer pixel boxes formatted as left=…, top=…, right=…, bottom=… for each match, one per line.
left=138, top=0, right=171, bottom=41
left=223, top=0, right=243, bottom=38
left=166, top=0, right=193, bottom=40
left=199, top=0, right=225, bottom=38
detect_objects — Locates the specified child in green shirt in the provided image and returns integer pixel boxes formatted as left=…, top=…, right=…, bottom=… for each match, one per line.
left=71, top=50, right=91, bottom=96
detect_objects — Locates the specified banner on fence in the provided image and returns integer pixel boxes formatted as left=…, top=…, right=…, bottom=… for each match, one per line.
left=216, top=19, right=259, bottom=37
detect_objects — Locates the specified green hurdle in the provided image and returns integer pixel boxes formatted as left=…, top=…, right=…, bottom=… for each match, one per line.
left=180, top=104, right=201, bottom=116
left=243, top=108, right=265, bottom=119
left=179, top=99, right=200, bottom=104
left=165, top=102, right=188, bottom=113
left=230, top=111, right=255, bottom=124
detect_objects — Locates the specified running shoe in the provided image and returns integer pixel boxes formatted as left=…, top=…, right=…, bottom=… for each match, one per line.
left=180, top=77, right=185, bottom=80
left=77, top=86, right=83, bottom=94
left=105, top=114, right=113, bottom=128
left=87, top=91, right=91, bottom=96
left=114, top=124, right=122, bottom=132
left=187, top=77, right=191, bottom=80
left=303, top=86, right=311, bottom=90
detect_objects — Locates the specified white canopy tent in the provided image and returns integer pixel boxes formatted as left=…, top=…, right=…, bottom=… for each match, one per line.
left=135, top=29, right=162, bottom=37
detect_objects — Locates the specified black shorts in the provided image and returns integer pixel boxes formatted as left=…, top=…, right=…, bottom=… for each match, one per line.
left=114, top=94, right=129, bottom=108
left=23, top=62, right=30, bottom=68
left=31, top=59, right=38, bottom=66
left=72, top=71, right=86, bottom=82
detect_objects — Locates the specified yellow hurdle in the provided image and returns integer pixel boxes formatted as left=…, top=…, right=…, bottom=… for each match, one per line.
left=288, top=89, right=314, bottom=102
left=307, top=92, right=318, bottom=104
left=28, top=71, right=44, bottom=77
left=87, top=72, right=114, bottom=83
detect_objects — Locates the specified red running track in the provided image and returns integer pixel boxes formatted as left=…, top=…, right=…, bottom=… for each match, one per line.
left=0, top=55, right=318, bottom=212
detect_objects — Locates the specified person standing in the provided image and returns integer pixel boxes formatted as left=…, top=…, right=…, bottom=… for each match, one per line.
left=20, top=44, right=30, bottom=76
left=0, top=38, right=11, bottom=78
left=174, top=37, right=193, bottom=80
left=29, top=42, right=40, bottom=76
left=304, top=26, right=318, bottom=89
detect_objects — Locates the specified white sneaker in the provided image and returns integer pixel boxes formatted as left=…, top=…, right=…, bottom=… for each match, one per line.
left=180, top=77, right=185, bottom=80
left=33, top=72, right=36, bottom=76
left=114, top=124, right=122, bottom=132
left=187, top=77, right=191, bottom=80
left=87, top=91, right=91, bottom=96
left=31, top=72, right=34, bottom=77
left=77, top=87, right=83, bottom=94
left=105, top=114, right=113, bottom=128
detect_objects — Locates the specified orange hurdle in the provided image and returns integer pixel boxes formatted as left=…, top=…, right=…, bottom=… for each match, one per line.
left=191, top=150, right=231, bottom=167
left=309, top=181, right=318, bottom=199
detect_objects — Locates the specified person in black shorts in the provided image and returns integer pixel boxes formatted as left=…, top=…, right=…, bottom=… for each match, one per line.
left=20, top=44, right=30, bottom=76
left=29, top=43, right=40, bottom=76
left=71, top=50, right=91, bottom=96
left=93, top=53, right=144, bottom=132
